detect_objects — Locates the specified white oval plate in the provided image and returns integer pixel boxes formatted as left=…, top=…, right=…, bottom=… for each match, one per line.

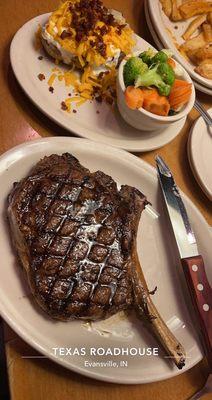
left=188, top=108, right=212, bottom=201
left=145, top=1, right=212, bottom=96
left=10, top=13, right=186, bottom=152
left=148, top=0, right=212, bottom=90
left=192, top=80, right=212, bottom=96
left=0, top=137, right=211, bottom=384
left=144, top=1, right=163, bottom=50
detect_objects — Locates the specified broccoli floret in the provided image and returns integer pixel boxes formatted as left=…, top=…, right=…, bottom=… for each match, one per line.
left=161, top=49, right=173, bottom=58
left=123, top=57, right=148, bottom=87
left=157, top=62, right=175, bottom=86
left=138, top=48, right=155, bottom=66
left=135, top=65, right=171, bottom=96
left=151, top=50, right=168, bottom=65
left=157, top=82, right=171, bottom=96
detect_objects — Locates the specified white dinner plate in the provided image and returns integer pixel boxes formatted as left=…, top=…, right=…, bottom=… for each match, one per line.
left=145, top=1, right=212, bottom=96
left=148, top=0, right=212, bottom=90
left=10, top=13, right=186, bottom=152
left=0, top=137, right=211, bottom=384
left=144, top=1, right=163, bottom=50
left=192, top=79, right=212, bottom=97
left=188, top=109, right=212, bottom=201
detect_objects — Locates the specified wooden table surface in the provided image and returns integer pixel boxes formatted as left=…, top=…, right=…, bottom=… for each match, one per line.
left=1, top=1, right=212, bottom=399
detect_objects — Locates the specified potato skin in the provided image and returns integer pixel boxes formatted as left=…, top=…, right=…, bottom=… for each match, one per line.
left=41, top=36, right=64, bottom=62
left=41, top=36, right=83, bottom=69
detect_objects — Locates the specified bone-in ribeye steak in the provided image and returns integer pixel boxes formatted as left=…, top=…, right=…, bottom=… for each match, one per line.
left=8, top=153, right=185, bottom=368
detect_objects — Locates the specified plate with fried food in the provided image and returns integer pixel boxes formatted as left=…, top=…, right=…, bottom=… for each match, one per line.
left=148, top=0, right=212, bottom=90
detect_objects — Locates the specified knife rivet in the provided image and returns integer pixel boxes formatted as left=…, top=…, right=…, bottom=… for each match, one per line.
left=197, top=284, right=203, bottom=291
left=192, top=265, right=198, bottom=272
left=203, top=304, right=209, bottom=312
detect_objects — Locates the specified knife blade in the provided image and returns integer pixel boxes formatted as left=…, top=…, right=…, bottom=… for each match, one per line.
left=155, top=155, right=212, bottom=368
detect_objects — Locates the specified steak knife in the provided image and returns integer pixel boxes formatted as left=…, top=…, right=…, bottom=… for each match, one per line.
left=155, top=155, right=212, bottom=367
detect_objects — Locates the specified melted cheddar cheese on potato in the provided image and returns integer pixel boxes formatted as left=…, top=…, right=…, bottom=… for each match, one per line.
left=41, top=0, right=135, bottom=72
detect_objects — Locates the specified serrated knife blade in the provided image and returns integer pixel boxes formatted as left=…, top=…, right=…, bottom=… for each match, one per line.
left=155, top=155, right=212, bottom=368
left=156, top=155, right=198, bottom=259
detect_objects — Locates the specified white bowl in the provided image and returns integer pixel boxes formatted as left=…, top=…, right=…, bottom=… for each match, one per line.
left=117, top=51, right=195, bottom=131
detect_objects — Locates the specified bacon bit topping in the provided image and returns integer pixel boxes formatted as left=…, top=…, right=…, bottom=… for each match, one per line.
left=60, top=30, right=73, bottom=39
left=149, top=286, right=157, bottom=295
left=38, top=73, right=45, bottom=81
left=105, top=95, right=113, bottom=105
left=95, top=40, right=106, bottom=57
left=61, top=101, right=68, bottom=110
left=38, top=55, right=43, bottom=60
left=95, top=95, right=102, bottom=103
left=116, top=24, right=127, bottom=35
left=68, top=0, right=117, bottom=53
left=49, top=86, right=54, bottom=93
left=73, top=109, right=77, bottom=113
left=99, top=25, right=108, bottom=35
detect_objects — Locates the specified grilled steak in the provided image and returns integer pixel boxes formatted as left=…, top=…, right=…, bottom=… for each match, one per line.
left=8, top=153, right=185, bottom=368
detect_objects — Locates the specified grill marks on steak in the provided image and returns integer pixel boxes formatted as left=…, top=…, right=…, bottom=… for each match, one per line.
left=8, top=153, right=147, bottom=320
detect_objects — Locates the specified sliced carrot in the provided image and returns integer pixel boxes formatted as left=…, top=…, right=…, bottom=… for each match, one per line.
left=125, top=86, right=144, bottom=109
left=142, top=88, right=170, bottom=116
left=169, top=79, right=192, bottom=110
left=167, top=58, right=176, bottom=69
left=169, top=89, right=192, bottom=104
left=125, top=86, right=171, bottom=116
left=171, top=79, right=189, bottom=87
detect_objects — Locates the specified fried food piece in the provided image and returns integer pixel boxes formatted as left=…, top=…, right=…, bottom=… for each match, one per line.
left=202, top=22, right=212, bottom=41
left=179, top=47, right=189, bottom=60
left=207, top=11, right=212, bottom=25
left=182, top=15, right=206, bottom=40
left=171, top=0, right=183, bottom=21
left=160, top=0, right=172, bottom=17
left=179, top=1, right=212, bottom=19
left=195, top=58, right=212, bottom=78
left=187, top=44, right=212, bottom=63
left=180, top=32, right=206, bottom=53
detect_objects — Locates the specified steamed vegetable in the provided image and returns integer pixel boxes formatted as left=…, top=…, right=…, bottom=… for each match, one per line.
left=123, top=49, right=192, bottom=117
left=151, top=50, right=168, bottom=64
left=125, top=86, right=144, bottom=109
left=142, top=89, right=170, bottom=116
left=169, top=79, right=192, bottom=110
left=124, top=87, right=170, bottom=116
left=124, top=49, right=175, bottom=96
left=123, top=57, right=148, bottom=87
left=134, top=65, right=171, bottom=96
left=167, top=58, right=176, bottom=68
left=157, top=63, right=175, bottom=85
left=139, top=48, right=155, bottom=65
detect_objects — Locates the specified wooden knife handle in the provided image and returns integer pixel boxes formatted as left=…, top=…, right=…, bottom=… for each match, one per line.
left=181, top=255, right=212, bottom=367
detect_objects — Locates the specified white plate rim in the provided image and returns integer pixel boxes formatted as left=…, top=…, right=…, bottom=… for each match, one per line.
left=144, top=0, right=163, bottom=50
left=0, top=137, right=211, bottom=384
left=10, top=13, right=186, bottom=152
left=188, top=109, right=212, bottom=201
left=147, top=0, right=212, bottom=90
